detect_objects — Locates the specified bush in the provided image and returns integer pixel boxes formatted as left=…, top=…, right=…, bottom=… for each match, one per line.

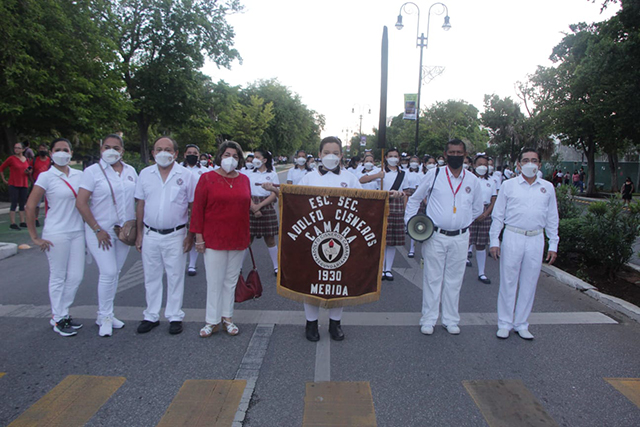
left=557, top=217, right=586, bottom=261
left=556, top=184, right=580, bottom=219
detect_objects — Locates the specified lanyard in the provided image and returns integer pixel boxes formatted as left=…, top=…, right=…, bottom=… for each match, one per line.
left=445, top=167, right=465, bottom=213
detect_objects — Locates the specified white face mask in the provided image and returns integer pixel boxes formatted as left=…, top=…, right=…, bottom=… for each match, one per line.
left=437, top=159, right=445, bottom=166
left=321, top=154, right=341, bottom=171
left=427, top=163, right=437, bottom=170
left=475, top=165, right=488, bottom=176
left=200, top=160, right=209, bottom=167
left=488, top=165, right=495, bottom=174
left=101, top=148, right=121, bottom=165
left=387, top=157, right=399, bottom=167
left=252, top=158, right=263, bottom=169
left=410, top=162, right=419, bottom=169
left=51, top=151, right=71, bottom=167
left=462, top=163, right=470, bottom=170
left=245, top=161, right=254, bottom=169
left=295, top=157, right=306, bottom=166
left=520, top=162, right=539, bottom=178
left=154, top=151, right=174, bottom=168
left=364, top=162, right=374, bottom=171
left=221, top=156, right=238, bottom=173
left=309, top=162, right=317, bottom=169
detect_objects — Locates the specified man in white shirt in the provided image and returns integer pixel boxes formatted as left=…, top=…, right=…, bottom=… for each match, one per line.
left=405, top=139, right=483, bottom=335
left=489, top=148, right=559, bottom=340
left=134, top=137, right=196, bottom=335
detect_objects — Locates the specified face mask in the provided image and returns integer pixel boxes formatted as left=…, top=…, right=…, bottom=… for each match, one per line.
left=387, top=157, right=399, bottom=167
left=38, top=150, right=48, bottom=157
left=437, top=159, right=445, bottom=166
left=295, top=157, right=306, bottom=166
left=410, top=162, right=419, bottom=169
left=475, top=165, right=488, bottom=176
left=463, top=164, right=470, bottom=170
left=221, top=157, right=238, bottom=173
left=364, top=162, right=374, bottom=171
left=51, top=151, right=71, bottom=167
left=488, top=165, right=495, bottom=174
left=245, top=161, right=254, bottom=169
left=252, top=159, right=263, bottom=169
left=321, top=154, right=340, bottom=171
left=101, top=148, right=121, bottom=165
left=521, top=162, right=539, bottom=178
left=200, top=160, right=209, bottom=167
left=186, top=155, right=198, bottom=166
left=427, top=163, right=437, bottom=170
left=155, top=151, right=174, bottom=168
left=447, top=155, right=464, bottom=170
left=309, top=162, right=317, bottom=169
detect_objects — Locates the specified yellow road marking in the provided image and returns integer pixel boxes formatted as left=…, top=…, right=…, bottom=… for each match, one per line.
left=605, top=378, right=640, bottom=408
left=302, top=381, right=377, bottom=426
left=463, top=379, right=558, bottom=427
left=156, top=379, right=246, bottom=427
left=0, top=373, right=5, bottom=379
left=8, top=375, right=125, bottom=427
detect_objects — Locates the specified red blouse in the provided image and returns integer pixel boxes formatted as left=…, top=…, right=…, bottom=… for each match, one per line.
left=190, top=171, right=251, bottom=251
left=0, top=156, right=30, bottom=187
left=33, top=157, right=51, bottom=181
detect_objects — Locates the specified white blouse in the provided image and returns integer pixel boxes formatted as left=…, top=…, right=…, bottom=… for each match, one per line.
left=248, top=169, right=280, bottom=197
left=35, top=167, right=84, bottom=235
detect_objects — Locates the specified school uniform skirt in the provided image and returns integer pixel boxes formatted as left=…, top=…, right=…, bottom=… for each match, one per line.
left=386, top=196, right=405, bottom=246
left=469, top=204, right=491, bottom=246
left=250, top=196, right=279, bottom=238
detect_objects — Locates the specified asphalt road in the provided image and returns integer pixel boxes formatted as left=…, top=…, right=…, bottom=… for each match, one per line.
left=0, top=170, right=639, bottom=426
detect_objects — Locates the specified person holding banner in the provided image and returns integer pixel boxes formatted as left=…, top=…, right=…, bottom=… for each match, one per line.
left=405, top=139, right=483, bottom=336
left=297, top=136, right=363, bottom=342
left=405, top=155, right=422, bottom=258
left=287, top=150, right=310, bottom=185
left=468, top=155, right=497, bottom=284
left=247, top=149, right=280, bottom=276
left=359, top=152, right=382, bottom=190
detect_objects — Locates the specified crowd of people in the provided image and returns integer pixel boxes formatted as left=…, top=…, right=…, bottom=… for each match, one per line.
left=1, top=135, right=560, bottom=343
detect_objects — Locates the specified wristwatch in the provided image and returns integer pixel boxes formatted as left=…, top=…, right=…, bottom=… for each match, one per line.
left=94, top=227, right=102, bottom=234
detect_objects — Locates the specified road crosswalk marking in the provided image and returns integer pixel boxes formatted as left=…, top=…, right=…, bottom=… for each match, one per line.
left=605, top=378, right=640, bottom=408
left=302, top=381, right=377, bottom=426
left=7, top=375, right=125, bottom=427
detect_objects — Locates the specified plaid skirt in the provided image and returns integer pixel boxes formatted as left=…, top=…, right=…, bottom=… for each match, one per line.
left=386, top=196, right=405, bottom=246
left=469, top=205, right=492, bottom=246
left=250, top=196, right=279, bottom=238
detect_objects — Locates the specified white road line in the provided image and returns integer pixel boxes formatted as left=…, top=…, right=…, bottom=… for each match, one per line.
left=314, top=335, right=331, bottom=382
left=116, top=260, right=144, bottom=293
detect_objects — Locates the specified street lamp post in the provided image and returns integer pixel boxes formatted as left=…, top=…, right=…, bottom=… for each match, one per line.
left=352, top=104, right=371, bottom=153
left=395, top=2, right=451, bottom=155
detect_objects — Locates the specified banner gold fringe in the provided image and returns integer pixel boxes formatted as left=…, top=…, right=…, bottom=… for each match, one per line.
left=277, top=285, right=381, bottom=309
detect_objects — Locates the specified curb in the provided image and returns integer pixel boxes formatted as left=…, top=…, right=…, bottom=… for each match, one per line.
left=542, top=264, right=640, bottom=323
left=0, top=242, right=18, bottom=260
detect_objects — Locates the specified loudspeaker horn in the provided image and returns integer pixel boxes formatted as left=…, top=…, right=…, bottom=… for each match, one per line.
left=406, top=214, right=435, bottom=242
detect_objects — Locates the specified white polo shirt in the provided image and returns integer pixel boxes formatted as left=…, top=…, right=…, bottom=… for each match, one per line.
left=489, top=174, right=559, bottom=251
left=35, top=167, right=84, bottom=235
left=381, top=168, right=409, bottom=192
left=405, top=166, right=483, bottom=231
left=80, top=160, right=137, bottom=228
left=404, top=170, right=422, bottom=191
left=299, top=168, right=363, bottom=189
left=185, top=164, right=210, bottom=179
left=135, top=163, right=195, bottom=230
left=248, top=169, right=280, bottom=197
left=358, top=167, right=381, bottom=190
left=286, top=166, right=308, bottom=185
left=477, top=177, right=497, bottom=205
left=491, top=171, right=502, bottom=191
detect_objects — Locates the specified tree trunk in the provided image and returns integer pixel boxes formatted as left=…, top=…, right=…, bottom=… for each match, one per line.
left=2, top=126, right=18, bottom=156
left=585, top=135, right=597, bottom=196
left=137, top=114, right=150, bottom=165
left=607, top=151, right=619, bottom=193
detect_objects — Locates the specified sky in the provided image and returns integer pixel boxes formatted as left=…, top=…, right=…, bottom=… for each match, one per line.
left=202, top=0, right=620, bottom=144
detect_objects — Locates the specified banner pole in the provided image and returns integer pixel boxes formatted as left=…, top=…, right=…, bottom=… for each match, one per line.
left=378, top=26, right=388, bottom=192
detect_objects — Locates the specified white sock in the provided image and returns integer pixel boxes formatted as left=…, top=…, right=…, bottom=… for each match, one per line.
left=189, top=246, right=198, bottom=269
left=304, top=303, right=319, bottom=321
left=476, top=249, right=487, bottom=276
left=410, top=239, right=416, bottom=253
left=268, top=245, right=279, bottom=270
left=384, top=246, right=396, bottom=271
left=468, top=244, right=473, bottom=255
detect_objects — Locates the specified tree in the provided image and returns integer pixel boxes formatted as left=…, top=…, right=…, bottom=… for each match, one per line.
left=421, top=100, right=488, bottom=155
left=228, top=95, right=274, bottom=150
left=481, top=95, right=525, bottom=164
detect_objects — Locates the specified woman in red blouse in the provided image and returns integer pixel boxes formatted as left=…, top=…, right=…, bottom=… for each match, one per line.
left=190, top=140, right=251, bottom=338
left=0, top=142, right=32, bottom=229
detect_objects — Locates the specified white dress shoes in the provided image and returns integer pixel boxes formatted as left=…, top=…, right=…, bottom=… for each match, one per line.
left=496, top=328, right=510, bottom=339
left=516, top=329, right=534, bottom=340
left=420, top=325, right=434, bottom=335
left=444, top=325, right=460, bottom=335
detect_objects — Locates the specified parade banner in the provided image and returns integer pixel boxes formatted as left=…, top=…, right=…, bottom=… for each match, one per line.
left=403, top=94, right=417, bottom=120
left=277, top=185, right=389, bottom=308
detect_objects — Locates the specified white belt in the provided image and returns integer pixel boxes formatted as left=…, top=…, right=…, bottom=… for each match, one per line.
left=505, top=225, right=543, bottom=236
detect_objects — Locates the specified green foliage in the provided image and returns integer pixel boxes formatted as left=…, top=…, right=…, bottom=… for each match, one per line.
left=556, top=184, right=580, bottom=219
left=228, top=95, right=275, bottom=150
left=557, top=217, right=586, bottom=260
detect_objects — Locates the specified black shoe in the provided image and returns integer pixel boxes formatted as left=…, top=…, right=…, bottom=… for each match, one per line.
left=35, top=219, right=41, bottom=227
left=478, top=275, right=491, bottom=284
left=274, top=268, right=278, bottom=277
left=305, top=320, right=320, bottom=342
left=385, top=271, right=394, bottom=281
left=9, top=223, right=20, bottom=230
left=408, top=251, right=415, bottom=258
left=187, top=267, right=196, bottom=276
left=467, top=252, right=472, bottom=259
left=169, top=321, right=183, bottom=335
left=19, top=222, right=27, bottom=228
left=466, top=259, right=472, bottom=267
left=53, top=318, right=78, bottom=337
left=329, top=319, right=345, bottom=341
left=137, top=320, right=160, bottom=334
left=66, top=317, right=83, bottom=329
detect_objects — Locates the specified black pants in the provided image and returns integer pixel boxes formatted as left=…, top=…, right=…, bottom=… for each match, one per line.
left=8, top=185, right=28, bottom=211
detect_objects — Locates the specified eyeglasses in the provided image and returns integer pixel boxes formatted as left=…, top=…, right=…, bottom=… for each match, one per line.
left=520, top=158, right=540, bottom=164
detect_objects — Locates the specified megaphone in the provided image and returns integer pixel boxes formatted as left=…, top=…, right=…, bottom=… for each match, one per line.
left=406, top=214, right=435, bottom=242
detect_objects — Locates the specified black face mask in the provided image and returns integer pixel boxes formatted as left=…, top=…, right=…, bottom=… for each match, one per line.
left=38, top=150, right=48, bottom=157
left=185, top=155, right=198, bottom=166
left=447, top=155, right=464, bottom=169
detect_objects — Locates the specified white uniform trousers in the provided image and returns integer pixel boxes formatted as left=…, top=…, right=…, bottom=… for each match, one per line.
left=421, top=231, right=469, bottom=327
left=141, top=228, right=187, bottom=322
left=303, top=304, right=343, bottom=322
left=44, top=230, right=85, bottom=322
left=203, top=249, right=244, bottom=325
left=497, top=229, right=544, bottom=331
left=85, top=225, right=130, bottom=322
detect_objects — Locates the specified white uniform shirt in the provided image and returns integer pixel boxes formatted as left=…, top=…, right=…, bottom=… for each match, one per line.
left=286, top=166, right=308, bottom=185
left=80, top=159, right=137, bottom=228
left=405, top=167, right=483, bottom=231
left=185, top=164, right=210, bottom=178
left=477, top=176, right=497, bottom=205
left=359, top=167, right=381, bottom=190
left=489, top=174, right=559, bottom=251
left=248, top=169, right=280, bottom=197
left=537, top=170, right=544, bottom=180
left=491, top=171, right=502, bottom=191
left=404, top=170, right=422, bottom=191
left=135, top=163, right=196, bottom=230
left=381, top=168, right=409, bottom=192
left=35, top=167, right=84, bottom=235
left=298, top=168, right=363, bottom=189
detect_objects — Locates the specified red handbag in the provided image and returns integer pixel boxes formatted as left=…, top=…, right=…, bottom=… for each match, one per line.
left=235, top=246, right=263, bottom=302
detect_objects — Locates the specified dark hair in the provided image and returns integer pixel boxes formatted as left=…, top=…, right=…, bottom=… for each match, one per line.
left=214, top=140, right=245, bottom=169
left=474, top=154, right=488, bottom=164
left=445, top=138, right=466, bottom=153
left=38, top=142, right=48, bottom=149
left=518, top=147, right=540, bottom=162
left=295, top=149, right=306, bottom=157
left=319, top=136, right=343, bottom=153
left=153, top=136, right=178, bottom=152
left=102, top=133, right=124, bottom=147
left=14, top=142, right=25, bottom=149
left=183, top=144, right=201, bottom=168
left=50, top=137, right=73, bottom=151
left=347, top=155, right=361, bottom=170
left=254, top=148, right=273, bottom=172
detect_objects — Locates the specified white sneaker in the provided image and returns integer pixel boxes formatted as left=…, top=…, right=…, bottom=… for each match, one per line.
left=496, top=328, right=510, bottom=339
left=420, top=325, right=434, bottom=335
left=99, top=317, right=113, bottom=337
left=444, top=324, right=460, bottom=335
left=516, top=329, right=534, bottom=340
left=95, top=317, right=124, bottom=329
